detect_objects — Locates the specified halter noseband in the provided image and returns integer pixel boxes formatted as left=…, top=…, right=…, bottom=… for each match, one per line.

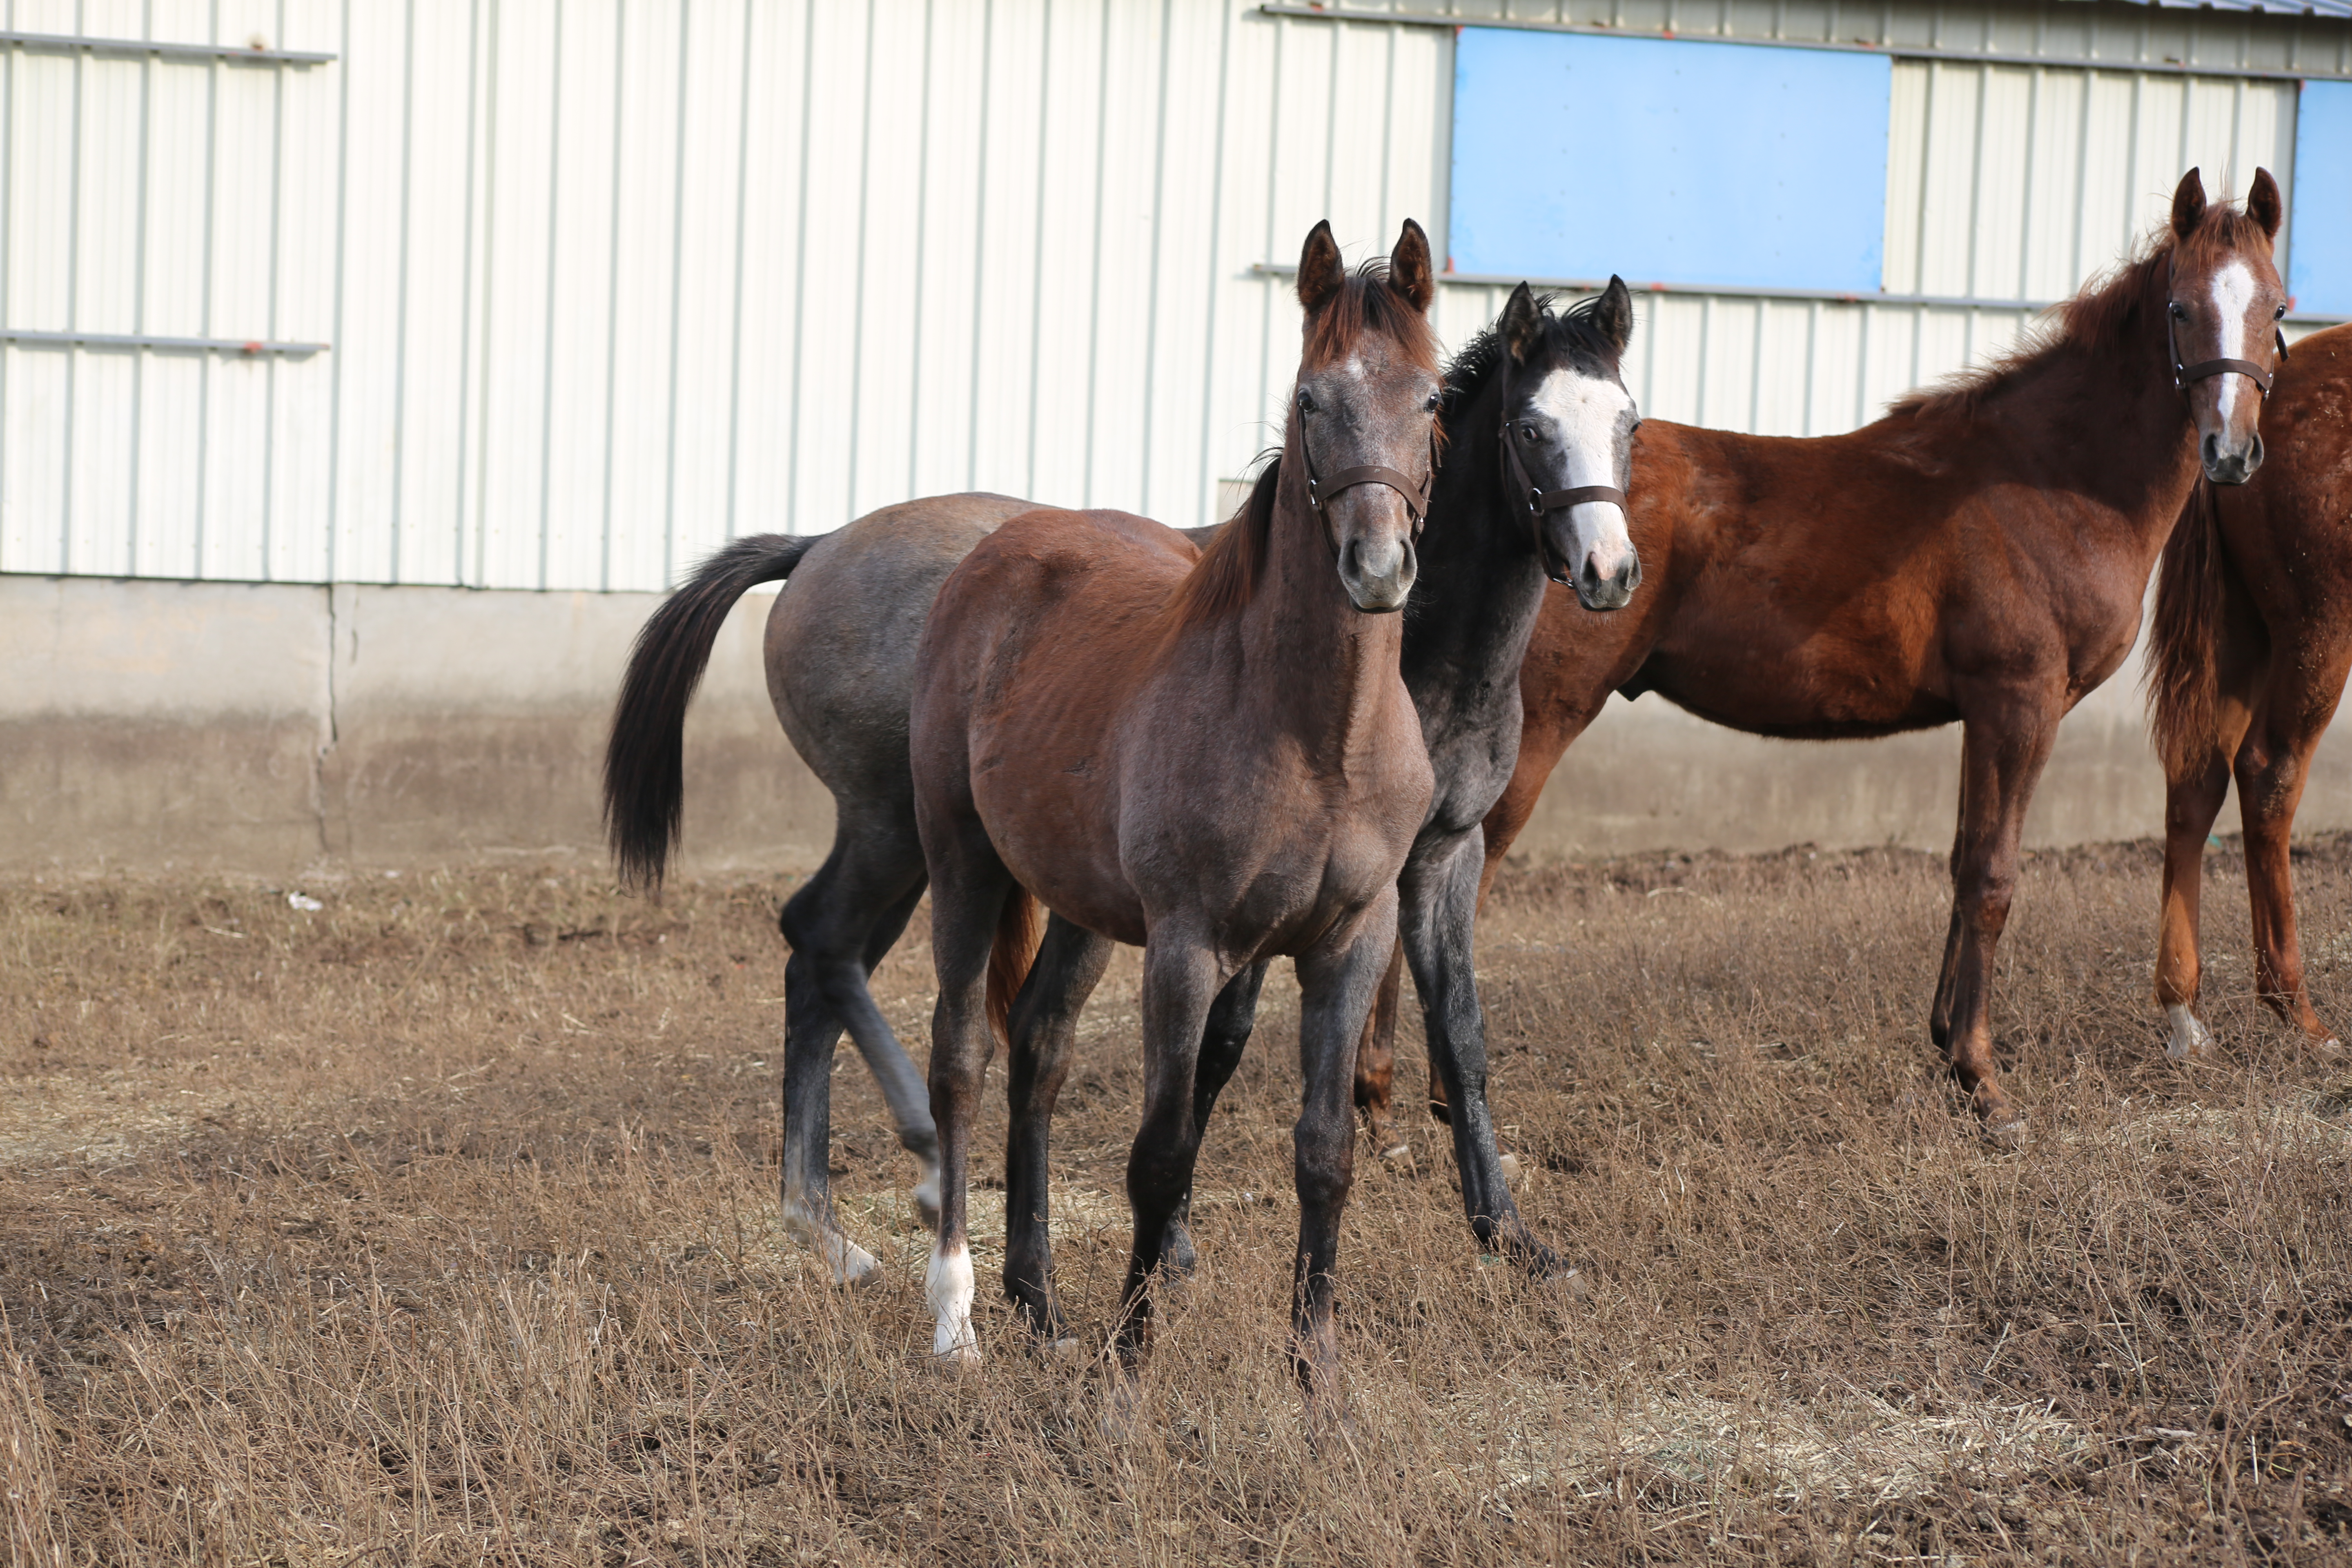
left=1298, top=422, right=1435, bottom=533
left=2166, top=256, right=2289, bottom=398
left=1497, top=354, right=1628, bottom=577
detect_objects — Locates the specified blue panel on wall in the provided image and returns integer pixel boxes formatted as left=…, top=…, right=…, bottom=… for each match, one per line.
left=2291, top=80, right=2352, bottom=317
left=1449, top=30, right=1891, bottom=293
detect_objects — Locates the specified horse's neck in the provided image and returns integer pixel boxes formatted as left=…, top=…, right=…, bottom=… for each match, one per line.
left=1238, top=475, right=1407, bottom=765
left=1403, top=394, right=1548, bottom=722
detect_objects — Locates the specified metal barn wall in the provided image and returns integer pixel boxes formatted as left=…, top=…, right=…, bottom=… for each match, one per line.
left=2, top=0, right=2345, bottom=592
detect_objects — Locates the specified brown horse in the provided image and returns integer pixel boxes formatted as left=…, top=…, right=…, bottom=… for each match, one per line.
left=2147, top=322, right=2352, bottom=1062
left=909, top=220, right=1439, bottom=1421
left=1356, top=169, right=2286, bottom=1140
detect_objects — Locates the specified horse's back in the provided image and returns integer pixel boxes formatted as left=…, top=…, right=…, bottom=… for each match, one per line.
left=764, top=492, right=1037, bottom=801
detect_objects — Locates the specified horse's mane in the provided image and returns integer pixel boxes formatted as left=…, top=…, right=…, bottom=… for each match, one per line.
left=1166, top=261, right=1440, bottom=628
left=1441, top=291, right=1623, bottom=414
left=1891, top=200, right=2277, bottom=424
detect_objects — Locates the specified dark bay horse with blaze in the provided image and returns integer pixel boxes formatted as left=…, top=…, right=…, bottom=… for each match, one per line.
left=1360, top=168, right=2286, bottom=1139
left=2147, top=320, right=2352, bottom=1061
left=910, top=221, right=1440, bottom=1417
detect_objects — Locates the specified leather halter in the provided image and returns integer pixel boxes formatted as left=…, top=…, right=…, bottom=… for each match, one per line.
left=1496, top=354, right=1627, bottom=575
left=1298, top=421, right=1435, bottom=534
left=2166, top=257, right=2289, bottom=398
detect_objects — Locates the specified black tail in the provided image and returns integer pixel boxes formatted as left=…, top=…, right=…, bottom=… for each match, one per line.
left=604, top=533, right=819, bottom=890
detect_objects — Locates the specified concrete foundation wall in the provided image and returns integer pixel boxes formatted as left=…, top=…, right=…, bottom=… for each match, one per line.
left=8, top=573, right=2348, bottom=876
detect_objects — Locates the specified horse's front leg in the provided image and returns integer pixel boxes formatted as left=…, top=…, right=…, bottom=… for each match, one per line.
left=2155, top=742, right=2238, bottom=1062
left=1164, top=959, right=1271, bottom=1278
left=1931, top=706, right=2059, bottom=1138
left=1115, top=933, right=1225, bottom=1372
left=1290, top=887, right=1401, bottom=1434
left=1001, top=914, right=1116, bottom=1349
left=1400, top=829, right=1567, bottom=1276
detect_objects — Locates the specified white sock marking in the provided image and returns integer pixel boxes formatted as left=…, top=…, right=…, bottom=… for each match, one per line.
left=927, top=1238, right=978, bottom=1362
left=2164, top=1002, right=2212, bottom=1062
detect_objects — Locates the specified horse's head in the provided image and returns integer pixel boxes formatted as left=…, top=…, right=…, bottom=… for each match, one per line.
left=1292, top=218, right=1443, bottom=613
left=1494, top=278, right=1641, bottom=610
left=2165, top=166, right=2287, bottom=486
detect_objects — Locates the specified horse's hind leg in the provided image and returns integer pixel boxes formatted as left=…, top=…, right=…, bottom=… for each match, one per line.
left=1002, top=914, right=1115, bottom=1347
left=1349, top=942, right=1408, bottom=1153
left=2234, top=639, right=2352, bottom=1051
left=1930, top=706, right=2059, bottom=1138
left=919, top=824, right=1018, bottom=1365
left=776, top=810, right=933, bottom=1281
left=2156, top=686, right=2257, bottom=1062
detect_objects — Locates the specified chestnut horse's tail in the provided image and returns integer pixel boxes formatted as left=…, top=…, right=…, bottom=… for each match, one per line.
left=986, top=888, right=1042, bottom=1045
left=605, top=533, right=818, bottom=890
left=2146, top=478, right=2227, bottom=779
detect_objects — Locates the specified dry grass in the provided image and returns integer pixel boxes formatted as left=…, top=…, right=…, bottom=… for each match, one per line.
left=2, top=839, right=2350, bottom=1565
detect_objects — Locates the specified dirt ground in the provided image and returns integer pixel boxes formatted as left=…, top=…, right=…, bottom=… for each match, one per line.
left=1, top=837, right=2349, bottom=1565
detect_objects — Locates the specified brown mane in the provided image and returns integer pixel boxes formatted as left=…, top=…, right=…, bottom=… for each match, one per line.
left=1165, top=263, right=1440, bottom=630
left=1890, top=200, right=2277, bottom=425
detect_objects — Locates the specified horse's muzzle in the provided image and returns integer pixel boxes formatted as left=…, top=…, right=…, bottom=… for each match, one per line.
left=1573, top=543, right=1641, bottom=612
left=2202, top=430, right=2265, bottom=486
left=1341, top=536, right=1417, bottom=613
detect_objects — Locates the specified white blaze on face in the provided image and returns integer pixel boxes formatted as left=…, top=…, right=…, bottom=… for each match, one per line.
left=927, top=1236, right=979, bottom=1362
left=1527, top=365, right=1637, bottom=579
left=2208, top=260, right=2258, bottom=428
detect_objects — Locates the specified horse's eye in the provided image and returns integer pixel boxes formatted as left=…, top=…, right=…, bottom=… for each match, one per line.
left=1296, top=388, right=1316, bottom=413
left=2169, top=301, right=2187, bottom=319
left=1424, top=393, right=1440, bottom=413
left=2276, top=303, right=2289, bottom=319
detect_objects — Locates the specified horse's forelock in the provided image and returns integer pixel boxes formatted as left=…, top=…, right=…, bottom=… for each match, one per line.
left=1443, top=292, right=1624, bottom=416
left=1303, top=261, right=1441, bottom=373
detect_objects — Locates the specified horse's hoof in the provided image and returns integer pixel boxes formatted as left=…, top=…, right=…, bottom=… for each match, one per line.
left=1046, top=1336, right=1085, bottom=1363
left=928, top=1343, right=981, bottom=1374
left=2164, top=1004, right=2212, bottom=1063
left=912, top=1170, right=943, bottom=1231
left=1497, top=1152, right=1524, bottom=1186
left=1970, top=1085, right=2027, bottom=1147
left=1378, top=1140, right=1413, bottom=1165
left=1097, top=1376, right=1141, bottom=1441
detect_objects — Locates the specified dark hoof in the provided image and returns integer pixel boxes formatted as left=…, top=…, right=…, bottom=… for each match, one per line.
left=1972, top=1084, right=2029, bottom=1148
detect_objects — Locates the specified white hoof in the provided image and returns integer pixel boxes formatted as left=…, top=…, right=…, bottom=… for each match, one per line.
left=912, top=1163, right=943, bottom=1230
left=1497, top=1152, right=1525, bottom=1186
left=780, top=1198, right=882, bottom=1287
left=926, top=1239, right=978, bottom=1363
left=2164, top=1004, right=2212, bottom=1063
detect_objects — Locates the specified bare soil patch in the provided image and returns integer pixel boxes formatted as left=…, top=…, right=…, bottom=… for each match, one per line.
left=2, top=842, right=2349, bottom=1564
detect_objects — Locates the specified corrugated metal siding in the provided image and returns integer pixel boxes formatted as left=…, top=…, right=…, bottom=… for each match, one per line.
left=0, top=0, right=2342, bottom=590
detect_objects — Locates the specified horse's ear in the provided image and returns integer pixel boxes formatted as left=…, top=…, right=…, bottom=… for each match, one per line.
left=1594, top=276, right=1635, bottom=354
left=2172, top=167, right=2208, bottom=239
left=1389, top=218, right=1435, bottom=312
left=2248, top=166, right=2283, bottom=240
left=1500, top=283, right=1544, bottom=365
left=1297, top=221, right=1345, bottom=316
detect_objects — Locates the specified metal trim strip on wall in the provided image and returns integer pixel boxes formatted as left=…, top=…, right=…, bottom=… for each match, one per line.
left=0, top=29, right=336, bottom=66
left=1258, top=4, right=2352, bottom=82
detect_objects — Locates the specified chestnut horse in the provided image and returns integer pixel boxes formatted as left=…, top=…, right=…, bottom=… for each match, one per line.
left=2146, top=321, right=2352, bottom=1061
left=910, top=220, right=1439, bottom=1419
left=1358, top=168, right=2287, bottom=1139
